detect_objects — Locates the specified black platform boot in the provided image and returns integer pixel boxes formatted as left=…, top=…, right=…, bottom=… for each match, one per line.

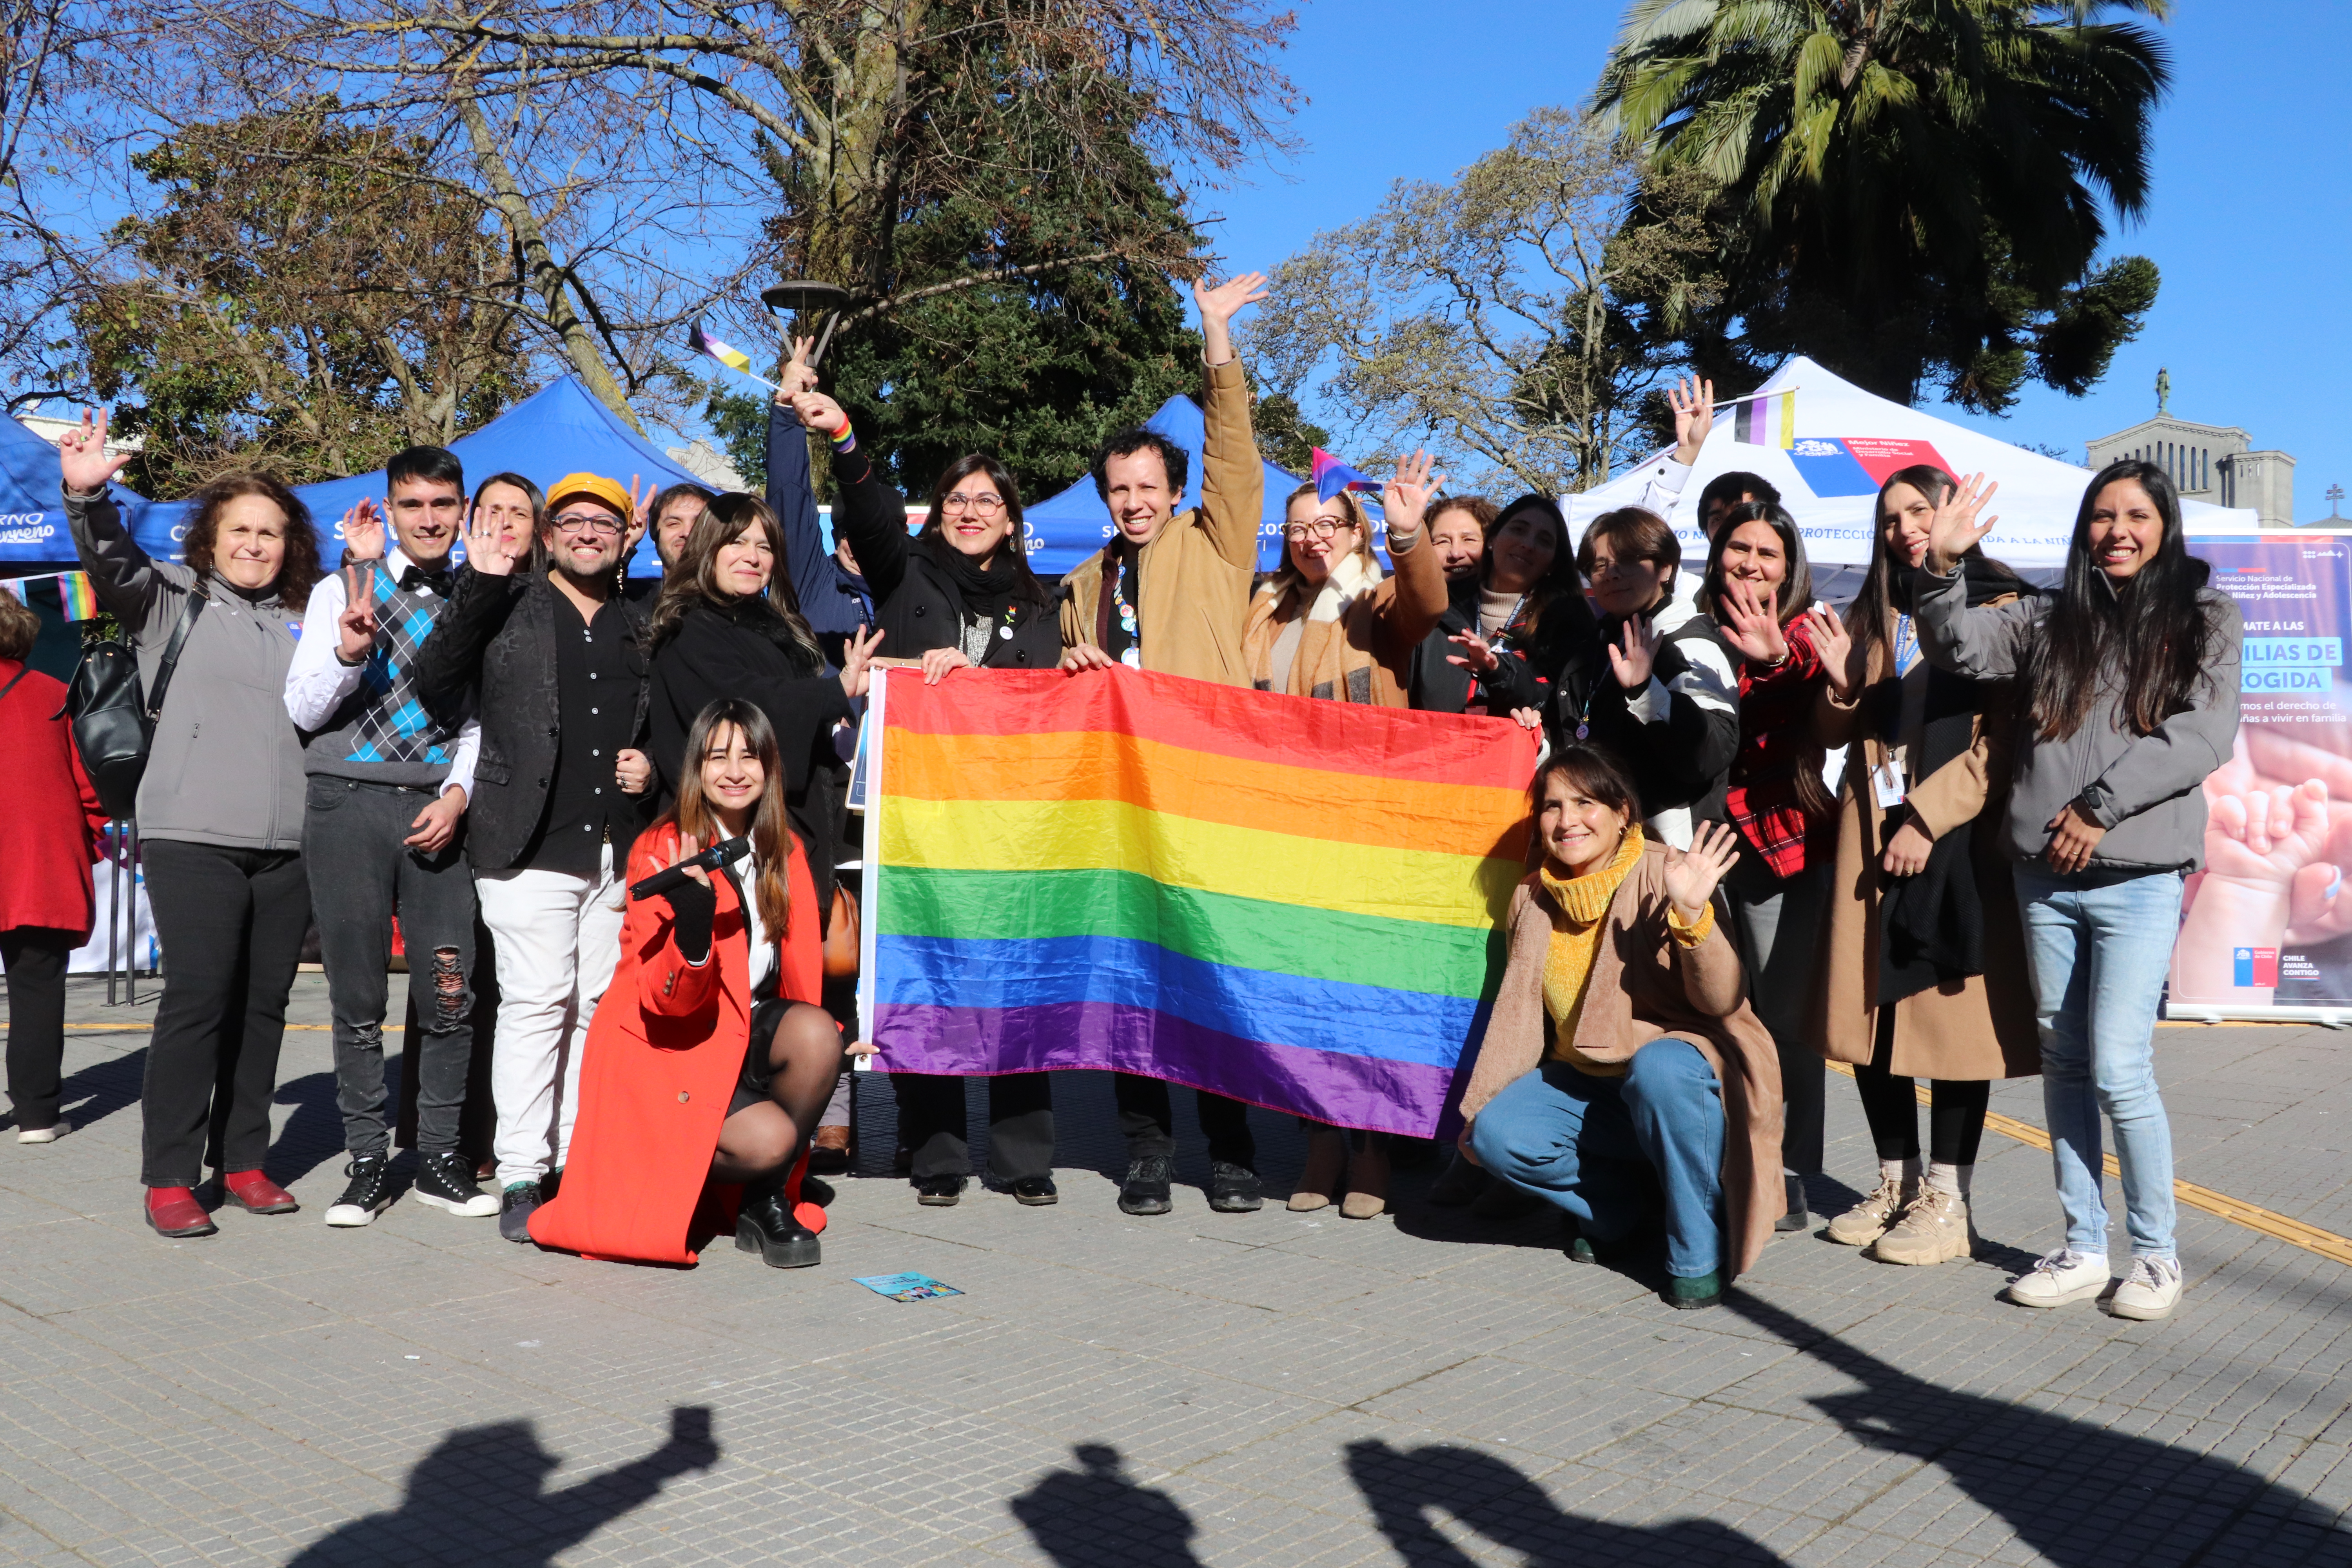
left=735, top=1171, right=822, bottom=1269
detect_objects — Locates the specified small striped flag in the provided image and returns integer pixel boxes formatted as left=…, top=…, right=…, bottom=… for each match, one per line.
left=58, top=571, right=100, bottom=621
left=1734, top=389, right=1795, bottom=449
left=1309, top=447, right=1382, bottom=505
left=687, top=321, right=778, bottom=388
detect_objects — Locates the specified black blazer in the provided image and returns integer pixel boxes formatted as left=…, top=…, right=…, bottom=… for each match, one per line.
left=414, top=565, right=652, bottom=873
left=832, top=445, right=1062, bottom=670
left=646, top=597, right=853, bottom=913
left=1408, top=576, right=1592, bottom=716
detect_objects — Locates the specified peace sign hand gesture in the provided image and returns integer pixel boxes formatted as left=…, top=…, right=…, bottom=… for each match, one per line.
left=1662, top=820, right=1742, bottom=922
left=58, top=409, right=132, bottom=496
left=837, top=623, right=886, bottom=699
left=777, top=335, right=820, bottom=400
left=1714, top=580, right=1787, bottom=667
left=1923, top=472, right=1999, bottom=577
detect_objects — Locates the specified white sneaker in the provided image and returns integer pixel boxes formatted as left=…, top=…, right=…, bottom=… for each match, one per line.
left=2005, top=1247, right=2109, bottom=1308
left=16, top=1125, right=62, bottom=1145
left=2108, top=1255, right=2183, bottom=1321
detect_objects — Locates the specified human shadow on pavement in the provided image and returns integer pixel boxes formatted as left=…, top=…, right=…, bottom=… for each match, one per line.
left=45, top=1045, right=146, bottom=1133
left=1345, top=1438, right=1784, bottom=1566
left=266, top=1069, right=349, bottom=1185
left=1727, top=1291, right=2352, bottom=1568
left=284, top=1405, right=717, bottom=1566
left=1011, top=1443, right=1207, bottom=1567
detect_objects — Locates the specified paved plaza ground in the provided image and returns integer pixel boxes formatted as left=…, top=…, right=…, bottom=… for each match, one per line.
left=2, top=974, right=2350, bottom=1567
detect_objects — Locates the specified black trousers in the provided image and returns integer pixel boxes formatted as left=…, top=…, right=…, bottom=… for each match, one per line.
left=140, top=840, right=312, bottom=1186
left=2, top=927, right=77, bottom=1130
left=1114, top=1073, right=1256, bottom=1170
left=1721, top=854, right=1826, bottom=1175
left=893, top=1071, right=1054, bottom=1183
left=1853, top=1004, right=1992, bottom=1166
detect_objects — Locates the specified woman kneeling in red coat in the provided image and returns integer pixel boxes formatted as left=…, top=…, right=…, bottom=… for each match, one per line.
left=530, top=698, right=844, bottom=1268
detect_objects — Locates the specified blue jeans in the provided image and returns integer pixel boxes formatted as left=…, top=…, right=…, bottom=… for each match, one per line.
left=1469, top=1042, right=1726, bottom=1278
left=2013, top=863, right=2182, bottom=1261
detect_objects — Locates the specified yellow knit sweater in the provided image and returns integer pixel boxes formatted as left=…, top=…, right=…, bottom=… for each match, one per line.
left=1539, top=828, right=1715, bottom=1075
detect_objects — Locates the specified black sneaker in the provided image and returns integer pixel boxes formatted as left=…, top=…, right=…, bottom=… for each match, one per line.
left=414, top=1151, right=499, bottom=1217
left=736, top=1186, right=820, bottom=1268
left=499, top=1180, right=543, bottom=1243
left=1118, top=1155, right=1174, bottom=1216
left=324, top=1156, right=394, bottom=1228
left=915, top=1174, right=966, bottom=1207
left=1010, top=1175, right=1059, bottom=1207
left=1207, top=1161, right=1263, bottom=1213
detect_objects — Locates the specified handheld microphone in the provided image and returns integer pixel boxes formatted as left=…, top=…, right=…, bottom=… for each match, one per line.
left=629, top=835, right=753, bottom=901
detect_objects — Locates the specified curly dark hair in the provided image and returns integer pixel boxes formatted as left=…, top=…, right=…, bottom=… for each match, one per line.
left=182, top=473, right=322, bottom=612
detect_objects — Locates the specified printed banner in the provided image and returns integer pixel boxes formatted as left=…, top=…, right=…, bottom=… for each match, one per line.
left=856, top=666, right=1537, bottom=1136
left=2171, top=534, right=2352, bottom=1018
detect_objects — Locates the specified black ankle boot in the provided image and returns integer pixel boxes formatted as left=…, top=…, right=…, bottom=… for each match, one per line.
left=736, top=1176, right=821, bottom=1269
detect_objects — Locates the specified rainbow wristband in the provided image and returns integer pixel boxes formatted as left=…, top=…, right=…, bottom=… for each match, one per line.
left=828, top=418, right=857, bottom=456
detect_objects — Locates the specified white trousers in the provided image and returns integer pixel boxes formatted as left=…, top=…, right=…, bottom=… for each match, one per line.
left=475, top=844, right=626, bottom=1187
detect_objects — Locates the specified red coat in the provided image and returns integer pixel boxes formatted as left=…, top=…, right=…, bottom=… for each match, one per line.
left=0, top=659, right=108, bottom=936
left=530, top=821, right=825, bottom=1265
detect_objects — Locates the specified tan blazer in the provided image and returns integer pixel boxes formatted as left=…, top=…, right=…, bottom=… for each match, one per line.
left=1460, top=846, right=1785, bottom=1278
left=1809, top=636, right=2039, bottom=1080
left=1060, top=358, right=1263, bottom=687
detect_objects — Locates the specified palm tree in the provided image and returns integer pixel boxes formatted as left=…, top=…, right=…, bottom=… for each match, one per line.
left=1594, top=0, right=2172, bottom=410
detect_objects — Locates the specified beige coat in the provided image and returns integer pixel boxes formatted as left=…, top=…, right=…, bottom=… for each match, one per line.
left=1060, top=358, right=1262, bottom=687
left=1241, top=535, right=1448, bottom=707
left=1809, top=637, right=2039, bottom=1080
left=1460, top=846, right=1785, bottom=1278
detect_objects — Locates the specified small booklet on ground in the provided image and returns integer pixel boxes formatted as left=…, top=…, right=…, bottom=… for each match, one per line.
left=851, top=1272, right=963, bottom=1302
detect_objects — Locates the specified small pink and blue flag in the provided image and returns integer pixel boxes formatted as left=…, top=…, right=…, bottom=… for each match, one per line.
left=1310, top=447, right=1383, bottom=505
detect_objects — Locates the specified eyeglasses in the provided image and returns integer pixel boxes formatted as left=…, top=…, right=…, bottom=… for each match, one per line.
left=551, top=512, right=624, bottom=537
left=943, top=493, right=1005, bottom=515
left=1283, top=519, right=1354, bottom=541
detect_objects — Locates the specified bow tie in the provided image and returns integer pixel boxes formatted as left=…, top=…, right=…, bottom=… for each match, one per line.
left=397, top=564, right=453, bottom=595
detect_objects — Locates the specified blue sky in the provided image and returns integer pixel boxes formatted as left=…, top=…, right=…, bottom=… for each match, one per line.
left=1185, top=0, right=2352, bottom=521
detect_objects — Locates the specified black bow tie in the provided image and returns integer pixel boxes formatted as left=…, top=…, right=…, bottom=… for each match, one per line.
left=398, top=564, right=453, bottom=595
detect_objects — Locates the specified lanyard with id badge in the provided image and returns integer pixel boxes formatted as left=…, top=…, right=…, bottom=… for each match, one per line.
left=1873, top=612, right=1924, bottom=810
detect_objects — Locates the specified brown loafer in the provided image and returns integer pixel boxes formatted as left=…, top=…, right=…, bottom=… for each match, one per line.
left=145, top=1186, right=219, bottom=1239
left=221, top=1169, right=300, bottom=1215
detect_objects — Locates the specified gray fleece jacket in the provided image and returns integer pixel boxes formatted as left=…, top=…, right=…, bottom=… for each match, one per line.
left=1913, top=563, right=2240, bottom=873
left=66, top=490, right=310, bottom=850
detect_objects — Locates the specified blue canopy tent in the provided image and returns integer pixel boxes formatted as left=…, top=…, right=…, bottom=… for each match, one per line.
left=1022, top=393, right=1374, bottom=577
left=2, top=376, right=707, bottom=574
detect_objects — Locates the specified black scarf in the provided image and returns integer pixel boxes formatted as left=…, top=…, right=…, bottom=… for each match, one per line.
left=1871, top=557, right=2033, bottom=1003
left=708, top=592, right=821, bottom=678
left=918, top=532, right=1022, bottom=623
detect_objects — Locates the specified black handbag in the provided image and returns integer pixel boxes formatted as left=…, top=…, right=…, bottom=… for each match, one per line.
left=67, top=588, right=205, bottom=820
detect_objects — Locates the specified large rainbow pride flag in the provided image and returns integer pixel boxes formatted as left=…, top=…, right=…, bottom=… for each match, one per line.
left=857, top=666, right=1537, bottom=1136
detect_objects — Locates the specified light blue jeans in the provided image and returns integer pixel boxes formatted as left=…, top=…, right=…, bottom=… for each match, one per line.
left=1469, top=1043, right=1726, bottom=1279
left=2012, top=863, right=2183, bottom=1260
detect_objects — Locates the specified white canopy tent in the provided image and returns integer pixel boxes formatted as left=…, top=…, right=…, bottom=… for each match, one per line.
left=1565, top=355, right=2258, bottom=573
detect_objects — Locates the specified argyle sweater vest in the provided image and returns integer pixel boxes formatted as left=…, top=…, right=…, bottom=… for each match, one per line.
left=301, top=562, right=466, bottom=787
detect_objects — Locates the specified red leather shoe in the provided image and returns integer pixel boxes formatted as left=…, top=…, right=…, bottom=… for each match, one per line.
left=220, top=1169, right=299, bottom=1214
left=145, top=1186, right=219, bottom=1238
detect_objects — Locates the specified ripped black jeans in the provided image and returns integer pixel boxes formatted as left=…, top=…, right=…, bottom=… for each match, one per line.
left=303, top=776, right=478, bottom=1160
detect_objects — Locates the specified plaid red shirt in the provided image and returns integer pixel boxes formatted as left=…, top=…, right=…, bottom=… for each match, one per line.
left=1724, top=614, right=1837, bottom=878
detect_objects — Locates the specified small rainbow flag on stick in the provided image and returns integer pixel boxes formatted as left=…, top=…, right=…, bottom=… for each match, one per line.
left=1734, top=388, right=1796, bottom=448
left=58, top=571, right=101, bottom=621
left=859, top=666, right=1535, bottom=1136
left=687, top=321, right=779, bottom=390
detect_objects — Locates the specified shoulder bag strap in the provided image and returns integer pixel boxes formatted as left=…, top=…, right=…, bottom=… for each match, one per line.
left=144, top=586, right=209, bottom=722
left=0, top=664, right=30, bottom=707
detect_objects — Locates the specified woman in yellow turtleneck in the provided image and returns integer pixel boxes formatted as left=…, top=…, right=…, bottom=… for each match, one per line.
left=1456, top=746, right=1785, bottom=1310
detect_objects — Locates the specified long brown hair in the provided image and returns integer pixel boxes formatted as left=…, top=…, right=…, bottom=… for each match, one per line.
left=662, top=699, right=794, bottom=940
left=1487, top=493, right=1581, bottom=634
left=1851, top=465, right=2020, bottom=680
left=182, top=473, right=321, bottom=612
left=648, top=493, right=821, bottom=665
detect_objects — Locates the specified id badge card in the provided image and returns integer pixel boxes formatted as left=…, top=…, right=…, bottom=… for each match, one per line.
left=1871, top=755, right=1907, bottom=809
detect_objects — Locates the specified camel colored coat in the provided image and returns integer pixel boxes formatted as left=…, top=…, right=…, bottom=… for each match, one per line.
left=1459, top=846, right=1785, bottom=1278
left=1809, top=641, right=2039, bottom=1080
